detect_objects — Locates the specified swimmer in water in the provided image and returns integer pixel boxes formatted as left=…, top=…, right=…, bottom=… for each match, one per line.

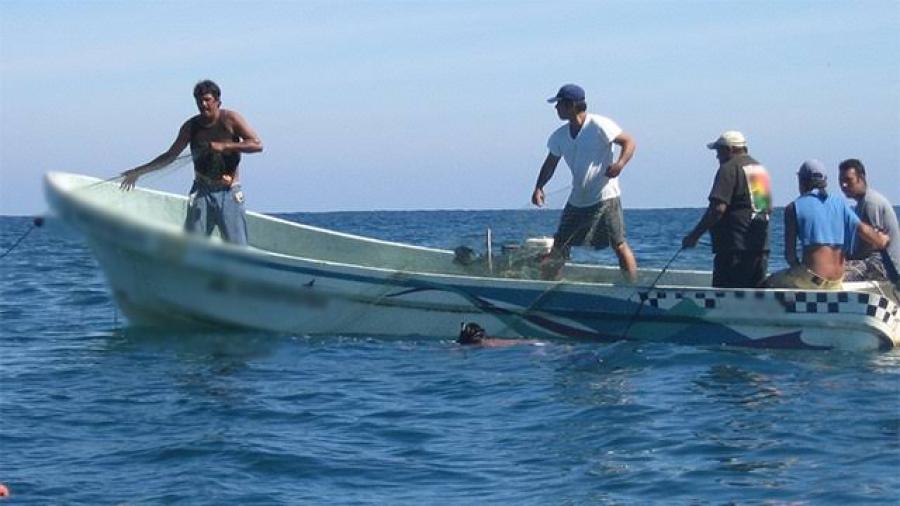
left=456, top=322, right=542, bottom=348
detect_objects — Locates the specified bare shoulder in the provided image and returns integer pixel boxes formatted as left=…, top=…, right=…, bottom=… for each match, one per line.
left=222, top=109, right=248, bottom=125
left=175, top=117, right=196, bottom=140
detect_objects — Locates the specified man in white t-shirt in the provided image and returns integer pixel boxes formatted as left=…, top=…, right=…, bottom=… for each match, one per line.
left=531, top=84, right=637, bottom=281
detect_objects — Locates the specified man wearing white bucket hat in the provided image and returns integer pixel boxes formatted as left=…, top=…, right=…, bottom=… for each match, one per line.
left=683, top=130, right=772, bottom=288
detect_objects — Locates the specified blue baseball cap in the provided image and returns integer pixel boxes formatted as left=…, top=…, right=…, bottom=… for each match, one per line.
left=797, top=159, right=827, bottom=182
left=547, top=84, right=585, bottom=103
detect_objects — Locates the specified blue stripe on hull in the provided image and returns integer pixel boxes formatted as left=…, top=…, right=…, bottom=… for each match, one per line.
left=209, top=249, right=848, bottom=349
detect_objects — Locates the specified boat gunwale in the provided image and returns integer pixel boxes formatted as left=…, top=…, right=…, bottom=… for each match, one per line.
left=45, top=171, right=899, bottom=347
left=45, top=171, right=711, bottom=288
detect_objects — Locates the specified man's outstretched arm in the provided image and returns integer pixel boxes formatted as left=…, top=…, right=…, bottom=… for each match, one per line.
left=532, top=153, right=561, bottom=207
left=120, top=121, right=191, bottom=190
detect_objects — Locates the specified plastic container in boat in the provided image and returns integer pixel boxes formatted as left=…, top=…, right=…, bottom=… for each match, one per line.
left=524, top=237, right=554, bottom=255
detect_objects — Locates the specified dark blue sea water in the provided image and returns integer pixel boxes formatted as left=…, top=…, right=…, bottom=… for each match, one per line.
left=1, top=209, right=899, bottom=504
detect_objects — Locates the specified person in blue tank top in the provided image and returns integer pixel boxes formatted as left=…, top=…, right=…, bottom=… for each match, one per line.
left=766, top=160, right=889, bottom=290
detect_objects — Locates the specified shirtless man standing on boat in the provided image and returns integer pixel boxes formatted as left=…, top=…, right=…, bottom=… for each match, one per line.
left=531, top=84, right=637, bottom=281
left=765, top=160, right=889, bottom=290
left=120, top=80, right=263, bottom=245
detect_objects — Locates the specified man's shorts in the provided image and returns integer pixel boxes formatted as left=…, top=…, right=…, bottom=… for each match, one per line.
left=553, top=197, right=625, bottom=258
left=764, top=265, right=843, bottom=290
left=184, top=181, right=248, bottom=245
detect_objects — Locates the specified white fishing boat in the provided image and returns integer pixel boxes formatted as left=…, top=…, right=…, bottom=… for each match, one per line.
left=44, top=172, right=900, bottom=352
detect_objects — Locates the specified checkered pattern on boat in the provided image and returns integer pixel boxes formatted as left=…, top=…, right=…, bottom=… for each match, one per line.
left=638, top=289, right=899, bottom=325
left=639, top=290, right=725, bottom=309
left=779, top=291, right=898, bottom=324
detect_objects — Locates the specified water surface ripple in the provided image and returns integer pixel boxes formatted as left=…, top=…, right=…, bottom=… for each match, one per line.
left=1, top=211, right=898, bottom=504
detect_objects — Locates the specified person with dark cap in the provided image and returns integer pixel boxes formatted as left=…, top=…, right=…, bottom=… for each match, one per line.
left=120, top=80, right=263, bottom=245
left=456, top=322, right=541, bottom=348
left=531, top=84, right=637, bottom=281
left=682, top=130, right=772, bottom=288
left=765, top=159, right=889, bottom=290
left=838, top=158, right=900, bottom=288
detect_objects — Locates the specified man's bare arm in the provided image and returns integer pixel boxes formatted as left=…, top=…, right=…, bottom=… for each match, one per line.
left=857, top=221, right=890, bottom=251
left=120, top=122, right=191, bottom=190
left=606, top=131, right=636, bottom=178
left=209, top=110, right=263, bottom=154
left=532, top=153, right=561, bottom=207
left=682, top=200, right=726, bottom=248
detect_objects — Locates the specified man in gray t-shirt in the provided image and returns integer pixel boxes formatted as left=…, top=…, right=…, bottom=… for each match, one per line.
left=839, top=159, right=900, bottom=287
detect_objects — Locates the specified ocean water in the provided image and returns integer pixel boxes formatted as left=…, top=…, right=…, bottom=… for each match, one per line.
left=1, top=209, right=899, bottom=505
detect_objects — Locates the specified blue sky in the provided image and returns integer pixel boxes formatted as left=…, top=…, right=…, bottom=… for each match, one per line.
left=1, top=0, right=898, bottom=215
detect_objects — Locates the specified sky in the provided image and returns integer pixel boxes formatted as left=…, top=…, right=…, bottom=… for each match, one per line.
left=1, top=0, right=898, bottom=216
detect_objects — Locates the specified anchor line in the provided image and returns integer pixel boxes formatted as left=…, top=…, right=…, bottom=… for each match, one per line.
left=0, top=219, right=41, bottom=260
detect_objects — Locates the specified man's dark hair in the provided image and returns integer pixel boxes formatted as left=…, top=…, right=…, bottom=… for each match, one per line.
left=559, top=99, right=588, bottom=113
left=457, top=322, right=486, bottom=345
left=839, top=158, right=866, bottom=180
left=193, top=80, right=221, bottom=101
left=800, top=175, right=828, bottom=199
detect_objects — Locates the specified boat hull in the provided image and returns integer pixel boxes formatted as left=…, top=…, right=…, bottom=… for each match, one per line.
left=45, top=172, right=900, bottom=351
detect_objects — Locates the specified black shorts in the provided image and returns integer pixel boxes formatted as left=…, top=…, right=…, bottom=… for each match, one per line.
left=713, top=251, right=768, bottom=288
left=553, top=197, right=626, bottom=258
